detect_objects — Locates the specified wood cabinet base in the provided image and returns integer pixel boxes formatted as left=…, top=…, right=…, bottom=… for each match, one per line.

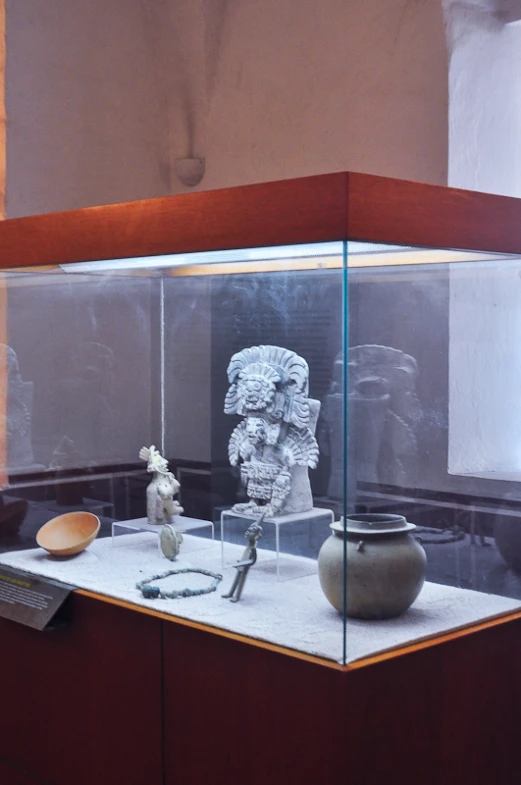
left=0, top=591, right=519, bottom=785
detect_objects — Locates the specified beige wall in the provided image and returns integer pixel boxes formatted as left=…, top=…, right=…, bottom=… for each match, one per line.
left=215, top=0, right=448, bottom=186
left=5, top=0, right=448, bottom=218
left=5, top=0, right=166, bottom=217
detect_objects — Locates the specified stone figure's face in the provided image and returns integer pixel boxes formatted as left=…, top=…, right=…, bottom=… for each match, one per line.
left=237, top=373, right=276, bottom=412
left=245, top=416, right=268, bottom=446
left=245, top=522, right=263, bottom=542
left=149, top=450, right=169, bottom=473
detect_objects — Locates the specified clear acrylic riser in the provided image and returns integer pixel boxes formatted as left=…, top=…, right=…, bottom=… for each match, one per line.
left=112, top=516, right=215, bottom=556
left=220, top=507, right=334, bottom=582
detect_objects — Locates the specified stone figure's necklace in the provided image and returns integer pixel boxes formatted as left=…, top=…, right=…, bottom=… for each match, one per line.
left=136, top=568, right=223, bottom=599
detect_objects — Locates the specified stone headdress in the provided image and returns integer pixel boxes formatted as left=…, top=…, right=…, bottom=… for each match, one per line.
left=224, top=345, right=310, bottom=428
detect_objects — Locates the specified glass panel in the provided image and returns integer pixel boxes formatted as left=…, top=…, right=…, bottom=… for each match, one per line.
left=0, top=268, right=155, bottom=544
left=0, top=242, right=347, bottom=663
left=345, top=243, right=521, bottom=663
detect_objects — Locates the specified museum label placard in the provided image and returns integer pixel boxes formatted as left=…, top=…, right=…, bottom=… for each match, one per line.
left=0, top=567, right=74, bottom=630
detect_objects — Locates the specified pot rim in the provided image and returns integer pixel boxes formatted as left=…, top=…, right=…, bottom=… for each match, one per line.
left=331, top=513, right=416, bottom=536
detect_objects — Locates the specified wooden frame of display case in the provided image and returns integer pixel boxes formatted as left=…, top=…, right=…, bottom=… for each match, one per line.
left=2, top=171, right=521, bottom=269
left=1, top=172, right=521, bottom=785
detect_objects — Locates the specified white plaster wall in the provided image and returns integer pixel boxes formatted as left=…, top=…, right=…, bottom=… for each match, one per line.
left=5, top=0, right=448, bottom=217
left=446, top=0, right=521, bottom=195
left=448, top=263, right=521, bottom=476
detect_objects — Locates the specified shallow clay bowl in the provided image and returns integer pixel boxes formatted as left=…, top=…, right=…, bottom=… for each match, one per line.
left=36, top=512, right=100, bottom=557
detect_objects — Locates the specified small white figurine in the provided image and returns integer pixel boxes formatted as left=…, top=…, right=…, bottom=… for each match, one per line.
left=139, top=445, right=184, bottom=526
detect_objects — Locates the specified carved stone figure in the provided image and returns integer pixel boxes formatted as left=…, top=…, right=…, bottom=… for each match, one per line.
left=139, top=445, right=184, bottom=526
left=222, top=512, right=265, bottom=602
left=319, top=345, right=421, bottom=499
left=225, top=345, right=319, bottom=516
left=0, top=345, right=35, bottom=468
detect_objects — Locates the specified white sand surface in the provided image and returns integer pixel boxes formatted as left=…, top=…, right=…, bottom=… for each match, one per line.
left=1, top=532, right=520, bottom=664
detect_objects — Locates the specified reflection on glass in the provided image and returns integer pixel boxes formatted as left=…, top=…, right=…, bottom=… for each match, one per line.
left=348, top=254, right=521, bottom=605
left=1, top=344, right=36, bottom=470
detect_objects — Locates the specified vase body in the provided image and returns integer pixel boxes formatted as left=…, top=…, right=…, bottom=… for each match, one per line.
left=318, top=513, right=427, bottom=619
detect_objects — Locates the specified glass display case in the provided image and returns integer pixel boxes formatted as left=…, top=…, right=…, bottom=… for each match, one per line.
left=2, top=172, right=521, bottom=666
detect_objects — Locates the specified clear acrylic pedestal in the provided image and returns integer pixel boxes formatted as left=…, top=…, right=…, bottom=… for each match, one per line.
left=112, top=515, right=215, bottom=556
left=220, top=507, right=334, bottom=581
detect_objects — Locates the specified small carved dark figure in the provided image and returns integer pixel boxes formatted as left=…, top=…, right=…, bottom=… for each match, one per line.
left=222, top=512, right=265, bottom=603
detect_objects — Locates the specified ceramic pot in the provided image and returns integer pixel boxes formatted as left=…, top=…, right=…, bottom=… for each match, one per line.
left=317, top=513, right=427, bottom=619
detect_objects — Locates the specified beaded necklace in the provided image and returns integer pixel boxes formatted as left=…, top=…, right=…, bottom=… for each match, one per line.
left=136, top=568, right=223, bottom=599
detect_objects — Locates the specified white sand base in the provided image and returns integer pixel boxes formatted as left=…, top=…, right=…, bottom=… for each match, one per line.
left=1, top=532, right=520, bottom=664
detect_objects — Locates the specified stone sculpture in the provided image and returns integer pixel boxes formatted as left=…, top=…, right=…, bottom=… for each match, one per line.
left=320, top=345, right=421, bottom=499
left=222, top=511, right=265, bottom=602
left=0, top=344, right=35, bottom=468
left=225, top=345, right=319, bottom=517
left=139, top=445, right=184, bottom=526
